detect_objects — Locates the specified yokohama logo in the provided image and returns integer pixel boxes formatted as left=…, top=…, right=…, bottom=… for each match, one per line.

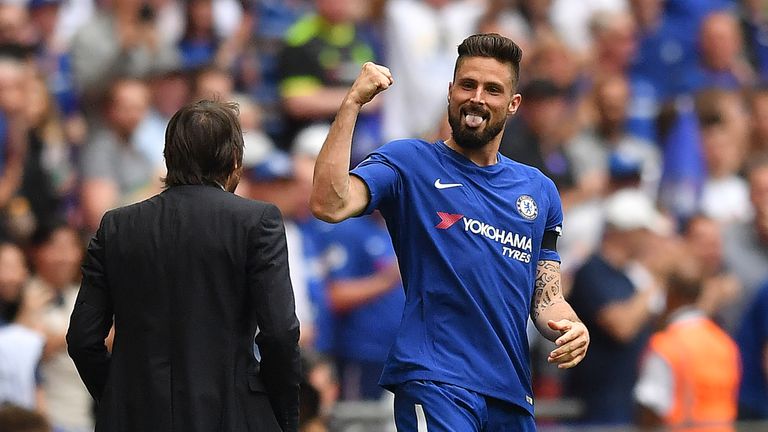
left=435, top=212, right=463, bottom=229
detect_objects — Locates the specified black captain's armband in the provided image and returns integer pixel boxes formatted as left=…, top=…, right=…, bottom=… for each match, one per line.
left=541, top=229, right=560, bottom=252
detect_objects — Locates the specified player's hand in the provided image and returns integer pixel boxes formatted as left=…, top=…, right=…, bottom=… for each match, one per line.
left=546, top=319, right=589, bottom=369
left=346, top=62, right=393, bottom=108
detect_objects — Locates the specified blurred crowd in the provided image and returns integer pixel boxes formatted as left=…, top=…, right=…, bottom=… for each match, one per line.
left=0, top=0, right=767, bottom=431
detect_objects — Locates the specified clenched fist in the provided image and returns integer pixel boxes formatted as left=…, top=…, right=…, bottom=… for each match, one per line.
left=346, top=62, right=394, bottom=107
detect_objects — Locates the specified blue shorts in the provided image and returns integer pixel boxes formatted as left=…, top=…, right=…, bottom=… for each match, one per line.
left=393, top=380, right=536, bottom=432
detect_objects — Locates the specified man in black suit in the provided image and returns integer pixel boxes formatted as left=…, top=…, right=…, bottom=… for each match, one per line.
left=67, top=100, right=300, bottom=432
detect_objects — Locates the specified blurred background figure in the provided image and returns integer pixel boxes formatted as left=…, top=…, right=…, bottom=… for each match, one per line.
left=683, top=215, right=741, bottom=322
left=0, top=242, right=45, bottom=411
left=192, top=64, right=234, bottom=101
left=723, top=156, right=768, bottom=334
left=276, top=0, right=378, bottom=161
left=79, top=78, right=158, bottom=233
left=134, top=67, right=191, bottom=173
left=695, top=88, right=752, bottom=225
left=69, top=0, right=179, bottom=111
left=315, top=212, right=404, bottom=402
left=736, top=270, right=768, bottom=421
left=568, top=74, right=661, bottom=200
left=382, top=0, right=483, bottom=142
left=26, top=222, right=90, bottom=432
left=565, top=189, right=669, bottom=426
left=0, top=404, right=51, bottom=432
left=500, top=79, right=587, bottom=210
left=238, top=146, right=321, bottom=349
left=634, top=254, right=739, bottom=429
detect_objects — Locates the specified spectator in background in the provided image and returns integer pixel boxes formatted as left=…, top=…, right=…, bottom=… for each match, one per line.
left=566, top=189, right=669, bottom=425
left=69, top=0, right=179, bottom=109
left=0, top=57, right=36, bottom=242
left=696, top=88, right=752, bottom=224
left=192, top=64, right=233, bottom=101
left=635, top=254, right=739, bottom=429
left=382, top=0, right=483, bottom=142
left=28, top=0, right=86, bottom=148
left=79, top=78, right=158, bottom=233
left=0, top=242, right=45, bottom=410
left=587, top=10, right=638, bottom=81
left=522, top=33, right=582, bottom=98
left=316, top=212, right=404, bottom=401
left=736, top=277, right=768, bottom=420
left=626, top=0, right=668, bottom=141
left=476, top=0, right=535, bottom=54
left=586, top=9, right=664, bottom=143
left=722, top=155, right=768, bottom=333
left=683, top=215, right=742, bottom=323
left=240, top=148, right=320, bottom=349
left=17, top=76, right=68, bottom=240
left=682, top=11, right=754, bottom=93
left=0, top=4, right=35, bottom=47
left=550, top=0, right=627, bottom=56
left=748, top=84, right=768, bottom=157
left=742, top=0, right=768, bottom=81
left=134, top=68, right=192, bottom=172
left=300, top=351, right=339, bottom=431
left=0, top=404, right=51, bottom=432
left=568, top=75, right=661, bottom=200
left=26, top=222, right=91, bottom=432
left=277, top=0, right=378, bottom=159
left=500, top=79, right=585, bottom=209
left=177, top=0, right=219, bottom=70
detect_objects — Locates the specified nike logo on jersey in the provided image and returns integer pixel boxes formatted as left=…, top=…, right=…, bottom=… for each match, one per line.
left=434, top=179, right=463, bottom=189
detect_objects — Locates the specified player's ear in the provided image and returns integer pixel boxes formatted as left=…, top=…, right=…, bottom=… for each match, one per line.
left=508, top=93, right=522, bottom=115
left=447, top=82, right=453, bottom=104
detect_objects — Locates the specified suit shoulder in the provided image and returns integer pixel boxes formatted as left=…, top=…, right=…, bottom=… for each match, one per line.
left=220, top=193, right=283, bottom=222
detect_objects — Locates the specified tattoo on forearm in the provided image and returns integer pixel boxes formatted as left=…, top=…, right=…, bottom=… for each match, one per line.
left=533, top=260, right=562, bottom=319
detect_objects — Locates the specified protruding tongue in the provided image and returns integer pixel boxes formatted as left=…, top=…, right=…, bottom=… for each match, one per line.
left=465, top=114, right=484, bottom=128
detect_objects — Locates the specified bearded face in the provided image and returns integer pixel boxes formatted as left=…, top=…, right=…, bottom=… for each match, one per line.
left=448, top=102, right=507, bottom=149
left=447, top=56, right=519, bottom=150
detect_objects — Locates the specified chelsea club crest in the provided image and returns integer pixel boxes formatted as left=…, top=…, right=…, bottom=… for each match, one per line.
left=516, top=195, right=538, bottom=220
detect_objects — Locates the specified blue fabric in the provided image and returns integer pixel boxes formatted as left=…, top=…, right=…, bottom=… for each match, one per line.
left=631, top=0, right=733, bottom=100
left=178, top=39, right=218, bottom=70
left=625, top=74, right=663, bottom=143
left=393, top=380, right=536, bottom=432
left=658, top=97, right=706, bottom=220
left=36, top=51, right=78, bottom=116
left=316, top=215, right=404, bottom=362
left=565, top=254, right=651, bottom=424
left=747, top=21, right=768, bottom=80
left=298, top=218, right=335, bottom=354
left=737, top=282, right=768, bottom=419
left=350, top=139, right=563, bottom=414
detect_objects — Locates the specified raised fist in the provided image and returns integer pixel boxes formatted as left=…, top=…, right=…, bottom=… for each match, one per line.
left=347, top=62, right=393, bottom=107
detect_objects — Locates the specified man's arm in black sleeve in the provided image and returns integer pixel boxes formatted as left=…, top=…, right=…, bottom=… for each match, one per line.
left=248, top=204, right=301, bottom=432
left=67, top=213, right=114, bottom=403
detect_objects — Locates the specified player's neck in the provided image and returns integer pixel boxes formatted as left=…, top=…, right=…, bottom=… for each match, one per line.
left=444, top=137, right=500, bottom=167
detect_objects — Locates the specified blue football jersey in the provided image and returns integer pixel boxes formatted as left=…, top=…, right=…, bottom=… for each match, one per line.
left=351, top=139, right=563, bottom=414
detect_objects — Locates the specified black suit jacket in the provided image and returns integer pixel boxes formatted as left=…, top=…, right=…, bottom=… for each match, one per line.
left=67, top=185, right=300, bottom=432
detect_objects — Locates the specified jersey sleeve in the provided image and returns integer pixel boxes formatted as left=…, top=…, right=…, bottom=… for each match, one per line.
left=350, top=143, right=404, bottom=215
left=539, top=175, right=563, bottom=262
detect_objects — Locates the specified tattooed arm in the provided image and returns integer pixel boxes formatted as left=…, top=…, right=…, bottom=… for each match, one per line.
left=531, top=260, right=590, bottom=369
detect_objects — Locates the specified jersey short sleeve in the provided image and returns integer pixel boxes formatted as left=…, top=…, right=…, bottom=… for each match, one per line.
left=539, top=175, right=564, bottom=262
left=350, top=141, right=406, bottom=215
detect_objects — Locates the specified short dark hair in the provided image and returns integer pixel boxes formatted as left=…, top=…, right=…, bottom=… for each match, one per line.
left=454, top=33, right=523, bottom=89
left=163, top=100, right=244, bottom=188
